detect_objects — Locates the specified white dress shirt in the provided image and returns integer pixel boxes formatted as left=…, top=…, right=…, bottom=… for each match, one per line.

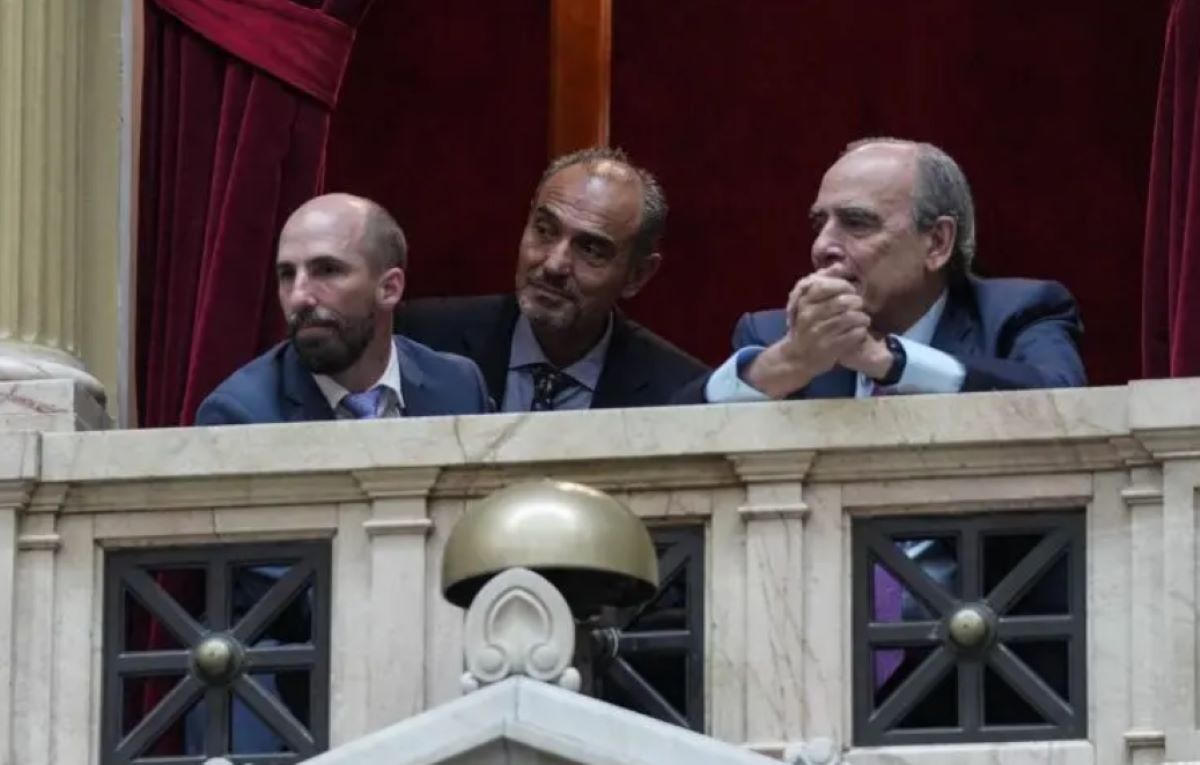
left=311, top=341, right=406, bottom=418
left=706, top=291, right=966, bottom=402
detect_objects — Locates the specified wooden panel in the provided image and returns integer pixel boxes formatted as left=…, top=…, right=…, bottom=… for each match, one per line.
left=549, top=0, right=611, bottom=155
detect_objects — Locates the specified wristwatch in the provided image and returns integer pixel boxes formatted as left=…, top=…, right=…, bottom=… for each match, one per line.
left=874, top=334, right=907, bottom=387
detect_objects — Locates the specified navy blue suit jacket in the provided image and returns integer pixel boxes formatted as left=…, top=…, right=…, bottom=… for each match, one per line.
left=195, top=335, right=491, bottom=425
left=676, top=276, right=1086, bottom=403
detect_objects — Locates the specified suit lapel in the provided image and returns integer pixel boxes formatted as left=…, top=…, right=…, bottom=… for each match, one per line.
left=930, top=284, right=980, bottom=357
left=395, top=337, right=444, bottom=417
left=464, top=296, right=519, bottom=405
left=280, top=344, right=336, bottom=421
left=591, top=312, right=648, bottom=409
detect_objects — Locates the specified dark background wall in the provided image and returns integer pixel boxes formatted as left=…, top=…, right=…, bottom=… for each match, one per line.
left=327, top=1, right=1170, bottom=385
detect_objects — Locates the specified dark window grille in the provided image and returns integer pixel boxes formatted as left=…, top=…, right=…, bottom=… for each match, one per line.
left=596, top=525, right=705, bottom=730
left=852, top=511, right=1086, bottom=746
left=101, top=542, right=332, bottom=765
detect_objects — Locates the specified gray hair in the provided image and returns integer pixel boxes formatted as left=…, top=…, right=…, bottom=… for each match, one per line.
left=846, top=138, right=977, bottom=280
left=538, top=146, right=668, bottom=261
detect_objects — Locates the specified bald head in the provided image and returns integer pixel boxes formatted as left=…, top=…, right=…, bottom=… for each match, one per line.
left=841, top=138, right=976, bottom=278
left=281, top=193, right=408, bottom=273
left=537, top=147, right=668, bottom=261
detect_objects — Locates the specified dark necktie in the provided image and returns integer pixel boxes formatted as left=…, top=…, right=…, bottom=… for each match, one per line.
left=529, top=363, right=573, bottom=411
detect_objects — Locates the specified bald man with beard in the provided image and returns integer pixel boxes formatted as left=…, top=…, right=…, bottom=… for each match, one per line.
left=196, top=193, right=490, bottom=425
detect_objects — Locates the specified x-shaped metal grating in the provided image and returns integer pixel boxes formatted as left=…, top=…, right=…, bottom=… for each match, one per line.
left=596, top=525, right=705, bottom=730
left=852, top=511, right=1086, bottom=745
left=101, top=542, right=331, bottom=764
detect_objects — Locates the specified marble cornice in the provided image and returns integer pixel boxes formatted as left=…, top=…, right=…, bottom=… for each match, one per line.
left=9, top=381, right=1200, bottom=512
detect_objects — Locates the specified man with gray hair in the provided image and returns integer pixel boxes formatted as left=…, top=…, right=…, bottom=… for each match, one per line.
left=683, top=137, right=1085, bottom=404
left=397, top=147, right=707, bottom=411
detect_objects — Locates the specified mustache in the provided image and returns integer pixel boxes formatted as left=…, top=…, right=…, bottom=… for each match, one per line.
left=526, top=276, right=577, bottom=300
left=287, top=306, right=344, bottom=333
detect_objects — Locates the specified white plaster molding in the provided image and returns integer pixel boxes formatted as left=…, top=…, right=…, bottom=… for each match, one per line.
left=0, top=482, right=32, bottom=513
left=1125, top=729, right=1167, bottom=750
left=61, top=473, right=362, bottom=513
left=361, top=518, right=433, bottom=537
left=729, top=451, right=817, bottom=484
left=353, top=467, right=440, bottom=499
left=1134, top=427, right=1200, bottom=460
left=1121, top=486, right=1165, bottom=507
left=738, top=503, right=810, bottom=521
left=434, top=457, right=736, bottom=498
left=460, top=567, right=581, bottom=694
left=811, top=440, right=1127, bottom=482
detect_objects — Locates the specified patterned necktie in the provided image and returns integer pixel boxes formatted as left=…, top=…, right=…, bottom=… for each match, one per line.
left=341, top=386, right=384, bottom=419
left=529, top=364, right=573, bottom=411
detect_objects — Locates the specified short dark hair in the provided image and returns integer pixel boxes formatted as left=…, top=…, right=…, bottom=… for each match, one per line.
left=537, top=146, right=668, bottom=260
left=360, top=203, right=408, bottom=271
left=845, top=137, right=977, bottom=280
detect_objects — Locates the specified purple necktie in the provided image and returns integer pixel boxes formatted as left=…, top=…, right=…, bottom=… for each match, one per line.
left=341, top=387, right=384, bottom=419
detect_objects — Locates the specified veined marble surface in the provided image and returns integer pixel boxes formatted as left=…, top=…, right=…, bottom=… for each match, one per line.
left=21, top=382, right=1175, bottom=484
left=0, top=380, right=108, bottom=433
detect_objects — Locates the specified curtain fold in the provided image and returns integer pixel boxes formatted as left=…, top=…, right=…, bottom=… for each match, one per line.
left=136, top=0, right=374, bottom=428
left=1142, top=0, right=1200, bottom=378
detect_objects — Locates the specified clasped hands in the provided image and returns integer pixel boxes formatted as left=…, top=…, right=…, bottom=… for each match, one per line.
left=744, top=269, right=893, bottom=398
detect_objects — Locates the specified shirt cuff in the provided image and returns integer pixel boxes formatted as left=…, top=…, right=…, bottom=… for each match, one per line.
left=880, top=337, right=966, bottom=394
left=705, top=347, right=772, bottom=403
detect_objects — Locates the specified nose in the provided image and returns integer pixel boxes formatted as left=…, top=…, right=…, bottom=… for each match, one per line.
left=283, top=271, right=318, bottom=313
left=541, top=238, right=572, bottom=276
left=811, top=220, right=845, bottom=271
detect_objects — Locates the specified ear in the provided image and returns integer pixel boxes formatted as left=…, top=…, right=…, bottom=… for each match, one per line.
left=620, top=252, right=662, bottom=300
left=377, top=267, right=406, bottom=310
left=923, top=216, right=957, bottom=273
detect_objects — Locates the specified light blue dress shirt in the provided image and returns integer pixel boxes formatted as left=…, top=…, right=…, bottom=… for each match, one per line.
left=706, top=291, right=966, bottom=402
left=501, top=314, right=613, bottom=412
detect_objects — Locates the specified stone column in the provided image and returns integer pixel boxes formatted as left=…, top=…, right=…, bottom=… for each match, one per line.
left=0, top=0, right=107, bottom=407
left=730, top=451, right=816, bottom=751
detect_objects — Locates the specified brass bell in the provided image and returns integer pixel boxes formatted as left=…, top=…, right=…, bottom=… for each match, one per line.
left=441, top=480, right=659, bottom=615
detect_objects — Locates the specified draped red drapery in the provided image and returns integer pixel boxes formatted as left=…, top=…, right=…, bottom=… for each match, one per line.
left=136, top=0, right=374, bottom=428
left=1142, top=0, right=1200, bottom=378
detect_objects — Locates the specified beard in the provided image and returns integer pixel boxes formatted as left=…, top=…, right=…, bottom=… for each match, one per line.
left=516, top=277, right=581, bottom=334
left=288, top=305, right=375, bottom=375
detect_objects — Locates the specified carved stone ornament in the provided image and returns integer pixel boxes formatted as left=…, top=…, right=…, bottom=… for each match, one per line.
left=460, top=567, right=582, bottom=694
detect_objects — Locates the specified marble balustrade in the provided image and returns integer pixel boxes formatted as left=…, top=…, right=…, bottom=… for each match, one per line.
left=2, top=378, right=1199, bottom=764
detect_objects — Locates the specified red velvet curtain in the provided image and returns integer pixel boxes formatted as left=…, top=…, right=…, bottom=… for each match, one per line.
left=1142, top=0, right=1200, bottom=378
left=136, top=0, right=374, bottom=428
left=325, top=2, right=1169, bottom=386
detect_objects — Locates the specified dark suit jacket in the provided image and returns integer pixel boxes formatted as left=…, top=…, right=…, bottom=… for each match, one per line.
left=394, top=294, right=709, bottom=409
left=675, top=276, right=1086, bottom=403
left=194, top=335, right=491, bottom=425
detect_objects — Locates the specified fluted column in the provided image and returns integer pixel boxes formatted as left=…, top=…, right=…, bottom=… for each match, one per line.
left=0, top=0, right=106, bottom=406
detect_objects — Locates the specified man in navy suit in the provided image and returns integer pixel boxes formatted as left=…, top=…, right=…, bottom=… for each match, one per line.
left=196, top=193, right=490, bottom=425
left=679, top=137, right=1085, bottom=405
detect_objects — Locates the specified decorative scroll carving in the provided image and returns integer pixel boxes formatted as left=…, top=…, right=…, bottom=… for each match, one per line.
left=460, top=567, right=581, bottom=694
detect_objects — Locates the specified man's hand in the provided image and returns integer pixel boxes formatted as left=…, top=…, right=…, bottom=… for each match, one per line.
left=838, top=334, right=894, bottom=381
left=743, top=273, right=869, bottom=398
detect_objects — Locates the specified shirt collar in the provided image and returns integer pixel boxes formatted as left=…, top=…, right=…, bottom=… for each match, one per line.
left=509, top=313, right=613, bottom=392
left=901, top=290, right=948, bottom=343
left=311, top=340, right=405, bottom=413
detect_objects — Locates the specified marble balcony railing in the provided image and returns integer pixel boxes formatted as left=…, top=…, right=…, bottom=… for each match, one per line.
left=1, top=378, right=1198, bottom=765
